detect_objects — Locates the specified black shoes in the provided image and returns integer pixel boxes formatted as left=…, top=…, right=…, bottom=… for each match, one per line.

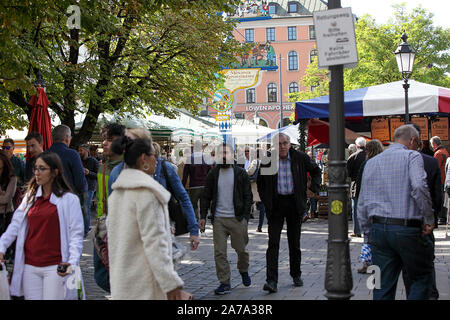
left=293, top=276, right=303, bottom=287
left=263, top=281, right=277, bottom=293
left=240, top=272, right=251, bottom=287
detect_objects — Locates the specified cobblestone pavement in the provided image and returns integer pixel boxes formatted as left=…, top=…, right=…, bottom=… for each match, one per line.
left=81, top=215, right=450, bottom=300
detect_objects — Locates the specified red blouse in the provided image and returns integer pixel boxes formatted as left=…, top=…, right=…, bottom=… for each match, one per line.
left=24, top=194, right=62, bottom=267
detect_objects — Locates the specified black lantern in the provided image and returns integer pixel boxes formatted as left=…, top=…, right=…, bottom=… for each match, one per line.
left=394, top=32, right=415, bottom=123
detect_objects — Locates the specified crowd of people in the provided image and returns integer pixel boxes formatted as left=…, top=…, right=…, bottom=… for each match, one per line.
left=0, top=122, right=449, bottom=300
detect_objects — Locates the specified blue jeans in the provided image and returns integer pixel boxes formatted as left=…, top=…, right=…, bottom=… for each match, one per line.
left=369, top=223, right=433, bottom=300
left=257, top=202, right=266, bottom=229
left=352, top=198, right=361, bottom=235
left=82, top=191, right=94, bottom=236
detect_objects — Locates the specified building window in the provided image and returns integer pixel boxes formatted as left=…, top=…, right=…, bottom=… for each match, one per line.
left=288, top=27, right=297, bottom=40
left=288, top=2, right=298, bottom=13
left=268, top=83, right=277, bottom=102
left=245, top=29, right=254, bottom=43
left=266, top=27, right=275, bottom=42
left=268, top=4, right=276, bottom=15
left=309, top=25, right=316, bottom=40
left=289, top=82, right=299, bottom=93
left=246, top=88, right=256, bottom=103
left=310, top=49, right=318, bottom=63
left=288, top=51, right=298, bottom=70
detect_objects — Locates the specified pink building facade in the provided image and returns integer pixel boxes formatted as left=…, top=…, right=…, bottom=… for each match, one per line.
left=207, top=0, right=327, bottom=129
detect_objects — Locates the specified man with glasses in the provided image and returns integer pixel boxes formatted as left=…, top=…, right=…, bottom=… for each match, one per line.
left=257, top=133, right=321, bottom=293
left=94, top=122, right=125, bottom=293
left=2, top=138, right=25, bottom=187
left=24, top=132, right=44, bottom=183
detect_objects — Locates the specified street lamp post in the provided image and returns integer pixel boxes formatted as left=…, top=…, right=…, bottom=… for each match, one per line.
left=395, top=32, right=415, bottom=124
left=324, top=0, right=353, bottom=300
left=279, top=54, right=283, bottom=128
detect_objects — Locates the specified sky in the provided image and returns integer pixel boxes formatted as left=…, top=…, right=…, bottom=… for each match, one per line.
left=340, top=0, right=450, bottom=29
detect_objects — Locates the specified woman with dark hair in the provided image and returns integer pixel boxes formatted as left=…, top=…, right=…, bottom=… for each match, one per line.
left=0, top=151, right=17, bottom=235
left=0, top=152, right=84, bottom=300
left=107, top=137, right=187, bottom=299
left=0, top=150, right=17, bottom=264
left=355, top=139, right=384, bottom=274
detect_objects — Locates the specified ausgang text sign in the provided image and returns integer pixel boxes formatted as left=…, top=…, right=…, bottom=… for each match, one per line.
left=313, top=7, right=358, bottom=68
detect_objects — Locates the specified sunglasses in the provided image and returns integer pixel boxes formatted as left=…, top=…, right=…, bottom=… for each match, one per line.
left=2, top=146, right=11, bottom=150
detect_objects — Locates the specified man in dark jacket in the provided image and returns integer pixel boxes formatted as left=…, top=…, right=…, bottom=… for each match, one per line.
left=347, top=137, right=367, bottom=237
left=257, top=133, right=321, bottom=293
left=182, top=140, right=212, bottom=236
left=199, top=143, right=253, bottom=295
left=402, top=124, right=442, bottom=299
left=48, top=125, right=88, bottom=197
left=78, top=144, right=99, bottom=236
left=2, top=138, right=25, bottom=187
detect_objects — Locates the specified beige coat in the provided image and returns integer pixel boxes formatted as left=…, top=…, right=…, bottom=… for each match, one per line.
left=247, top=159, right=260, bottom=202
left=107, top=168, right=184, bottom=300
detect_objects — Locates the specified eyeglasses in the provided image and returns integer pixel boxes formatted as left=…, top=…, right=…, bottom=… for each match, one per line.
left=33, top=166, right=50, bottom=173
left=2, top=146, right=11, bottom=150
left=278, top=142, right=290, bottom=147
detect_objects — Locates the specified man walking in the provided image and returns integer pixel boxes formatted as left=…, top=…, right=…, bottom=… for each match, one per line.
left=182, top=140, right=212, bottom=237
left=257, top=133, right=321, bottom=293
left=2, top=138, right=25, bottom=187
left=358, top=124, right=434, bottom=300
left=48, top=125, right=88, bottom=197
left=347, top=137, right=367, bottom=237
left=93, top=122, right=125, bottom=293
left=199, top=143, right=253, bottom=295
left=401, top=124, right=442, bottom=299
left=78, top=144, right=99, bottom=236
left=430, top=136, right=449, bottom=225
left=24, top=132, right=43, bottom=183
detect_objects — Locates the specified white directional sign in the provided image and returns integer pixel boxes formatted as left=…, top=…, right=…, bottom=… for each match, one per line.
left=313, top=7, right=358, bottom=68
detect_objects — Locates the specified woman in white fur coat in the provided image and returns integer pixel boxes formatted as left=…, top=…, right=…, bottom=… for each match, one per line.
left=107, top=137, right=184, bottom=300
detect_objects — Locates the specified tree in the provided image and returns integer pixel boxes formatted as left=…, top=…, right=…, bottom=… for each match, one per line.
left=288, top=4, right=449, bottom=106
left=0, top=0, right=243, bottom=144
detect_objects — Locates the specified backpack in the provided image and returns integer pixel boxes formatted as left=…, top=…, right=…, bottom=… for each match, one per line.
left=249, top=161, right=260, bottom=183
left=12, top=187, right=23, bottom=210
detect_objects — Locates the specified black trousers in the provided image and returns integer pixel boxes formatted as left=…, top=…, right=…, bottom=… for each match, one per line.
left=266, top=194, right=302, bottom=283
left=402, top=232, right=439, bottom=299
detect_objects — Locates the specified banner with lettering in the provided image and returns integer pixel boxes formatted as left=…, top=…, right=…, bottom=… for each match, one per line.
left=389, top=118, right=405, bottom=141
left=430, top=117, right=449, bottom=141
left=411, top=117, right=429, bottom=141
left=371, top=118, right=390, bottom=141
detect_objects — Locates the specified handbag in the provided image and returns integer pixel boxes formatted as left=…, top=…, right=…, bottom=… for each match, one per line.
left=0, top=263, right=10, bottom=300
left=162, top=160, right=189, bottom=236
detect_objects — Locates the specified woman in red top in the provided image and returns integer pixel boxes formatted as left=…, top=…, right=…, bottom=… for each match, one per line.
left=0, top=152, right=84, bottom=299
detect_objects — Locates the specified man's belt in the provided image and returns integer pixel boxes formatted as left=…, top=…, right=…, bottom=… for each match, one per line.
left=277, top=194, right=295, bottom=199
left=372, top=215, right=422, bottom=228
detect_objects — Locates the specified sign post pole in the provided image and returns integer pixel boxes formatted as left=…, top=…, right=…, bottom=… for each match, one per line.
left=314, top=0, right=357, bottom=300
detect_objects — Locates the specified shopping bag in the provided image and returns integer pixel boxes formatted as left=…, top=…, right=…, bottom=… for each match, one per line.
left=0, top=263, right=10, bottom=300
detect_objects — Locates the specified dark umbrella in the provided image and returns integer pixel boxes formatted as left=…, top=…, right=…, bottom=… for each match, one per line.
left=27, top=85, right=52, bottom=160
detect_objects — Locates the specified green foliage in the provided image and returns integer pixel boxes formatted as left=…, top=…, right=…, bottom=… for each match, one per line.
left=288, top=4, right=449, bottom=109
left=0, top=0, right=244, bottom=144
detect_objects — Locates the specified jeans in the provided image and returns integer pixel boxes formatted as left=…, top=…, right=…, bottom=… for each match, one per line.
left=257, top=202, right=265, bottom=230
left=81, top=191, right=91, bottom=236
left=310, top=198, right=317, bottom=214
left=352, top=197, right=361, bottom=235
left=370, top=223, right=433, bottom=300
left=22, top=264, right=65, bottom=300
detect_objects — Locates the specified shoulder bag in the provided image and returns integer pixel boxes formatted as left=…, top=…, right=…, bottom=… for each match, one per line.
left=162, top=160, right=189, bottom=236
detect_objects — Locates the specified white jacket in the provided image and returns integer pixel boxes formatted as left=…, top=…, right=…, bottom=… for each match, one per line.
left=0, top=187, right=84, bottom=299
left=107, top=168, right=183, bottom=300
